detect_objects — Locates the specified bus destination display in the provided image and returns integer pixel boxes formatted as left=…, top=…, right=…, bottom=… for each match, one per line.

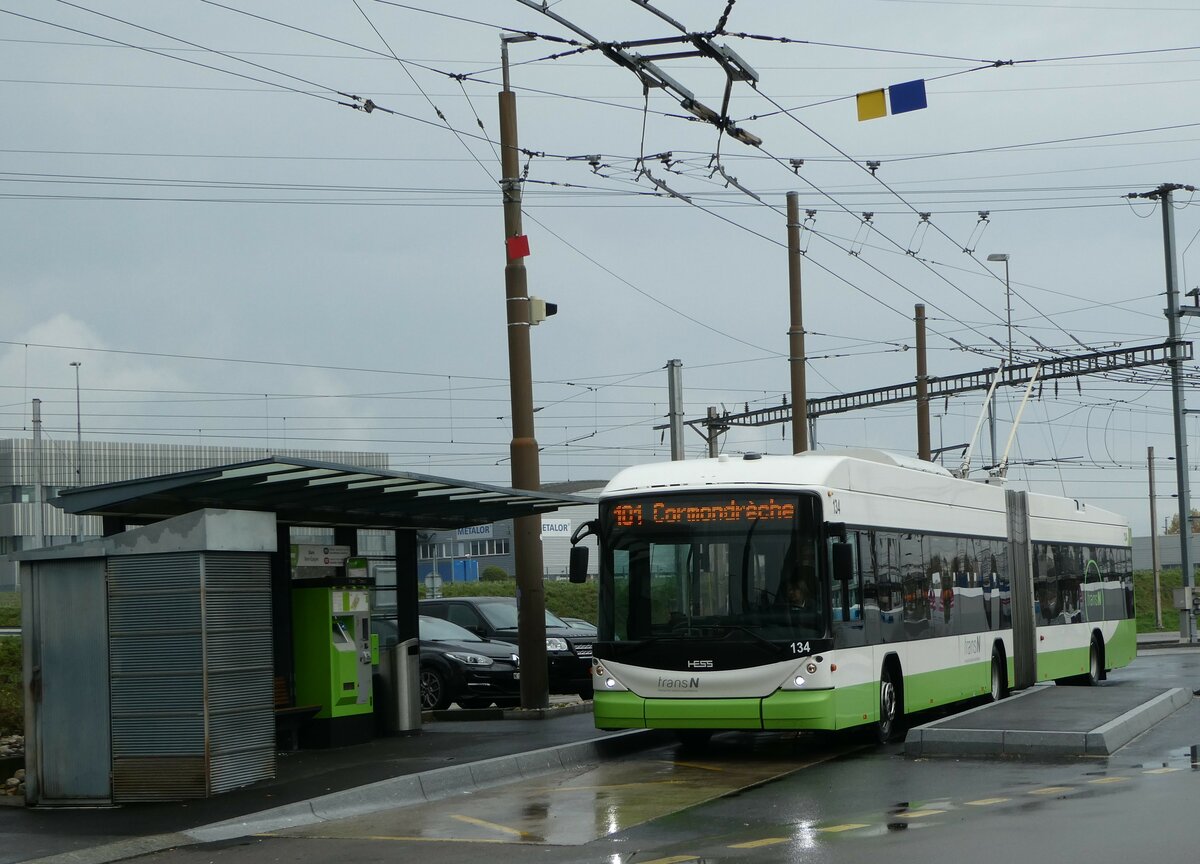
left=611, top=497, right=796, bottom=527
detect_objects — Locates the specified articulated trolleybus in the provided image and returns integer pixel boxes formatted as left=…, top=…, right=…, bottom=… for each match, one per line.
left=568, top=449, right=1135, bottom=744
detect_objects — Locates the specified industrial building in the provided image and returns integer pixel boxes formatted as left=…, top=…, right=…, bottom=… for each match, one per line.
left=0, top=438, right=601, bottom=593
left=0, top=438, right=389, bottom=591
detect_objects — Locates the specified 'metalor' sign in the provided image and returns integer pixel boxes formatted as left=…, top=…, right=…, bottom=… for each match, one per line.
left=541, top=518, right=571, bottom=539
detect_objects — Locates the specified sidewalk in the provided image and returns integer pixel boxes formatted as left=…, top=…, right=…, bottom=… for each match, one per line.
left=0, top=707, right=664, bottom=864
left=1136, top=630, right=1198, bottom=649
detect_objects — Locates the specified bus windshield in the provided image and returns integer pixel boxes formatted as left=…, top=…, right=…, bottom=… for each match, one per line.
left=598, top=492, right=825, bottom=643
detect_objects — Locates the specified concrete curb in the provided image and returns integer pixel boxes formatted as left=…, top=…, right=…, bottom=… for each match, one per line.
left=1086, top=687, right=1192, bottom=754
left=905, top=686, right=1192, bottom=758
left=423, top=699, right=593, bottom=723
left=905, top=688, right=1040, bottom=758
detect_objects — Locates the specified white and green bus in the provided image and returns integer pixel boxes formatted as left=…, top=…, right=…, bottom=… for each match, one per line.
left=568, top=449, right=1135, bottom=743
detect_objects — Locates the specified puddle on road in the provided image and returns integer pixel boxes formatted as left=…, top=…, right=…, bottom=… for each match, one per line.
left=270, top=739, right=844, bottom=847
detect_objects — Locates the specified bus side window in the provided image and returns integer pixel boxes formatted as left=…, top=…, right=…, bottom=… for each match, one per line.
left=829, top=536, right=860, bottom=623
left=832, top=532, right=864, bottom=649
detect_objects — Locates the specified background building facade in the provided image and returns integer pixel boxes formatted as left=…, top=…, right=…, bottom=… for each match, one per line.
left=0, top=439, right=390, bottom=591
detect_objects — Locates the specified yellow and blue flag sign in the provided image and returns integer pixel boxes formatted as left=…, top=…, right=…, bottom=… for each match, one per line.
left=856, top=79, right=927, bottom=121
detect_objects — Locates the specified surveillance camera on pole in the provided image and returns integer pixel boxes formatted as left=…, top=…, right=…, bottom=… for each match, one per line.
left=529, top=297, right=558, bottom=326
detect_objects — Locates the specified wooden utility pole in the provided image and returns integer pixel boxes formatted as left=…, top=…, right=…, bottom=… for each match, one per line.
left=786, top=193, right=808, bottom=453
left=499, top=34, right=548, bottom=708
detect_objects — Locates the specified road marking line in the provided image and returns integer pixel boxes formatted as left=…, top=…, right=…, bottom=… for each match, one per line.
left=549, top=780, right=691, bottom=793
left=896, top=810, right=944, bottom=819
left=450, top=814, right=532, bottom=839
left=1143, top=767, right=1180, bottom=775
left=729, top=837, right=789, bottom=848
left=819, top=823, right=871, bottom=833
left=965, top=798, right=1010, bottom=806
left=669, top=760, right=726, bottom=772
left=1029, top=786, right=1073, bottom=795
left=1088, top=777, right=1127, bottom=784
left=261, top=834, right=515, bottom=845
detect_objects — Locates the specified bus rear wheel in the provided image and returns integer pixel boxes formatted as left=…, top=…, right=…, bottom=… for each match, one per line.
left=1058, top=635, right=1103, bottom=687
left=1084, top=635, right=1103, bottom=686
left=990, top=648, right=1008, bottom=702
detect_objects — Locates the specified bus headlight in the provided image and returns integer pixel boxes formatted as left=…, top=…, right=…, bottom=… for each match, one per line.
left=591, top=662, right=627, bottom=690
left=794, top=675, right=806, bottom=687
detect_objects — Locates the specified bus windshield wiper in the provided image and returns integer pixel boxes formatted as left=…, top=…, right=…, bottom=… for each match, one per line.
left=706, top=623, right=779, bottom=651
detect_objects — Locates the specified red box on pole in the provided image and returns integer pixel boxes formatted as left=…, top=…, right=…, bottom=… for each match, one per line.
left=506, top=234, right=530, bottom=260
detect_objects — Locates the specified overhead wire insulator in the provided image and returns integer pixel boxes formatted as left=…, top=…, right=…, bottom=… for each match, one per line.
left=963, top=210, right=990, bottom=254
left=800, top=209, right=817, bottom=254
left=906, top=212, right=932, bottom=256
left=850, top=212, right=873, bottom=257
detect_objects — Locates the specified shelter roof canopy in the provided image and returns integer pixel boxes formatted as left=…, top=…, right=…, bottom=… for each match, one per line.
left=52, top=457, right=591, bottom=531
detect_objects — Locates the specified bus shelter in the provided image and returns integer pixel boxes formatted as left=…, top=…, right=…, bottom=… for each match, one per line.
left=18, top=457, right=584, bottom=805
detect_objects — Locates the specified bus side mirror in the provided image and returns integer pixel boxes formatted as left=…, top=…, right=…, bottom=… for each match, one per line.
left=568, top=519, right=598, bottom=584
left=832, top=542, right=853, bottom=583
left=569, top=546, right=589, bottom=584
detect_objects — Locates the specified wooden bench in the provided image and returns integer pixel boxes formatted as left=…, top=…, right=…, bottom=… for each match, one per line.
left=274, top=675, right=321, bottom=751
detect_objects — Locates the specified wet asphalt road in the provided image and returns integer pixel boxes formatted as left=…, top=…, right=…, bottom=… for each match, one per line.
left=103, top=649, right=1200, bottom=864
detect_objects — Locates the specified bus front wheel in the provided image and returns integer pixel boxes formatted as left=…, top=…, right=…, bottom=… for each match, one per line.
left=876, top=664, right=903, bottom=744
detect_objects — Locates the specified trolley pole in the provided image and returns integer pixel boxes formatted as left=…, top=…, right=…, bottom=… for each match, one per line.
left=786, top=192, right=808, bottom=453
left=499, top=33, right=549, bottom=706
left=915, top=304, right=931, bottom=461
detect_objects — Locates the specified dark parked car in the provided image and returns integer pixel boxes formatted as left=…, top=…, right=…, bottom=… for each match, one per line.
left=419, top=597, right=594, bottom=698
left=561, top=617, right=598, bottom=636
left=416, top=615, right=521, bottom=711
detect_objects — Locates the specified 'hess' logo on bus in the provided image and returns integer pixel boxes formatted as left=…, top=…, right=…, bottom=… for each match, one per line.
left=687, top=659, right=714, bottom=668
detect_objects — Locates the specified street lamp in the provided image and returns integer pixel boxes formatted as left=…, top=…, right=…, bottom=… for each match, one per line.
left=986, top=253, right=1012, bottom=364
left=69, top=361, right=82, bottom=484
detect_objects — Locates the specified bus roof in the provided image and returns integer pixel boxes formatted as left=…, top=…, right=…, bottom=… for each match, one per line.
left=600, top=449, right=1128, bottom=538
left=602, top=449, right=950, bottom=496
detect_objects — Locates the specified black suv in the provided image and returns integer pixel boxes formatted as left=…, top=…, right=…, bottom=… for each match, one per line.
left=419, top=596, right=594, bottom=698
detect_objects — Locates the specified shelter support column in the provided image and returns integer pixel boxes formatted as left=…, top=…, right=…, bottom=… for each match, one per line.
left=271, top=522, right=294, bottom=679
left=394, top=529, right=419, bottom=644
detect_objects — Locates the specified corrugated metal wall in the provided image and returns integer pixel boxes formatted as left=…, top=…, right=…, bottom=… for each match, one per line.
left=203, top=553, right=274, bottom=794
left=107, top=551, right=274, bottom=801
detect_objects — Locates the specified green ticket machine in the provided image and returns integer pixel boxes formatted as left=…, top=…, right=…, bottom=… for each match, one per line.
left=292, top=560, right=376, bottom=747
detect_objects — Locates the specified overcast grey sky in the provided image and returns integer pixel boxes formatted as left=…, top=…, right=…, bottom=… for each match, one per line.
left=3, top=0, right=1199, bottom=534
